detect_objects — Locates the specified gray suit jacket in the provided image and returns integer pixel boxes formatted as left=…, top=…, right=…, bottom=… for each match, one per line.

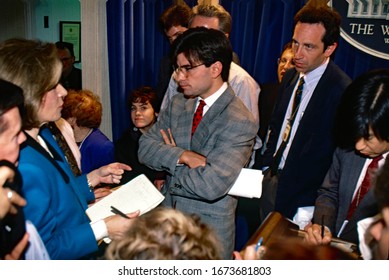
left=313, top=148, right=380, bottom=245
left=138, top=86, right=258, bottom=259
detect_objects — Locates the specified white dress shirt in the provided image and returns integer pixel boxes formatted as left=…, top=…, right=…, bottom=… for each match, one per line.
left=276, top=58, right=329, bottom=169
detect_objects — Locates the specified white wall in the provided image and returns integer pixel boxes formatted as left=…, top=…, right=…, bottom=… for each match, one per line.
left=33, top=0, right=82, bottom=69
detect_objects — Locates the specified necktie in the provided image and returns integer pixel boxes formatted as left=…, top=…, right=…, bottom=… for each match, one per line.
left=47, top=122, right=82, bottom=176
left=346, top=155, right=383, bottom=220
left=292, top=77, right=305, bottom=114
left=270, top=76, right=305, bottom=176
left=191, top=100, right=206, bottom=137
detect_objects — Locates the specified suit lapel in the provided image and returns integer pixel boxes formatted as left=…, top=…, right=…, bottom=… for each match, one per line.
left=340, top=188, right=378, bottom=239
left=23, top=132, right=70, bottom=184
left=191, top=87, right=234, bottom=150
left=343, top=152, right=366, bottom=207
left=39, top=127, right=89, bottom=210
left=175, top=98, right=195, bottom=150
left=276, top=72, right=299, bottom=128
left=339, top=153, right=376, bottom=237
left=299, top=62, right=334, bottom=124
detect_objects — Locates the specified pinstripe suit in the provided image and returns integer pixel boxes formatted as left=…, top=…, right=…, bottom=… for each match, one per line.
left=138, top=86, right=258, bottom=259
left=313, top=148, right=381, bottom=245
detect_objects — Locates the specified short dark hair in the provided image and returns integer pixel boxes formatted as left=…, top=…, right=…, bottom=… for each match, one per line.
left=55, top=41, right=75, bottom=57
left=281, top=41, right=293, bottom=53
left=294, top=5, right=341, bottom=51
left=334, top=69, right=389, bottom=148
left=171, top=27, right=232, bottom=82
left=159, top=4, right=193, bottom=33
left=128, top=86, right=159, bottom=113
left=0, top=79, right=24, bottom=134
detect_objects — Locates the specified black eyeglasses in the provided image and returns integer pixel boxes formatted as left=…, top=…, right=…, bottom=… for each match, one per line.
left=172, top=63, right=205, bottom=76
left=277, top=57, right=295, bottom=66
left=60, top=57, right=73, bottom=63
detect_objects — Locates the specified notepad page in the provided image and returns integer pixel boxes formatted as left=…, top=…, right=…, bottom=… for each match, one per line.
left=86, top=174, right=165, bottom=222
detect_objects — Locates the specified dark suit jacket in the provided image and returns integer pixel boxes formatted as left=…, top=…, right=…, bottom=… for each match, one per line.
left=0, top=161, right=25, bottom=259
left=139, top=86, right=258, bottom=259
left=156, top=55, right=173, bottom=110
left=313, top=148, right=380, bottom=245
left=258, top=83, right=280, bottom=144
left=115, top=127, right=165, bottom=184
left=262, top=61, right=352, bottom=218
left=61, top=66, right=82, bottom=90
left=253, top=82, right=280, bottom=169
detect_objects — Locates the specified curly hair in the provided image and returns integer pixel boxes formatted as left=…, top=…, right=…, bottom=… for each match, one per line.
left=105, top=207, right=222, bottom=260
left=128, top=86, right=159, bottom=113
left=61, top=89, right=102, bottom=128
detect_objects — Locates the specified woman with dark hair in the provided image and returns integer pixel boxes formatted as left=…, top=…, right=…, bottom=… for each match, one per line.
left=305, top=69, right=389, bottom=251
left=115, top=86, right=165, bottom=188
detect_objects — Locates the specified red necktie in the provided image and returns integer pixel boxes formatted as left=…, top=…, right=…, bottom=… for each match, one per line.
left=346, top=155, right=383, bottom=220
left=191, top=100, right=206, bottom=137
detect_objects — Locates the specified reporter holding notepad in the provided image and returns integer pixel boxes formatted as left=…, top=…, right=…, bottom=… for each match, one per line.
left=305, top=69, right=389, bottom=250
left=0, top=38, right=139, bottom=259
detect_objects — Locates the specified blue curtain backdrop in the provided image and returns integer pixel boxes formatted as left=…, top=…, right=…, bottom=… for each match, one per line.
left=107, top=0, right=389, bottom=141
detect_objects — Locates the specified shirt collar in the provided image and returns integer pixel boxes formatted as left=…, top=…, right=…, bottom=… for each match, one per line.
left=199, top=82, right=228, bottom=107
left=302, top=57, right=329, bottom=84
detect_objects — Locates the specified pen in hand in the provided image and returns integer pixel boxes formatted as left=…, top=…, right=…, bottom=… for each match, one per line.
left=321, top=215, right=325, bottom=239
left=255, top=237, right=264, bottom=252
left=110, top=205, right=130, bottom=219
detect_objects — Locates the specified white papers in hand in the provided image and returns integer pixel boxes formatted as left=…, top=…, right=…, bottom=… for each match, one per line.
left=228, top=168, right=263, bottom=198
left=86, top=174, right=165, bottom=222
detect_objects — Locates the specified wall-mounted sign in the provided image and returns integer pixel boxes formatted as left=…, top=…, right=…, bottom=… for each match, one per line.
left=329, top=0, right=389, bottom=60
left=60, top=21, right=81, bottom=62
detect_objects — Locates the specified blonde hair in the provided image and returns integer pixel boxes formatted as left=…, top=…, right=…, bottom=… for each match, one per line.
left=0, top=38, right=62, bottom=130
left=191, top=4, right=232, bottom=35
left=105, top=207, right=222, bottom=260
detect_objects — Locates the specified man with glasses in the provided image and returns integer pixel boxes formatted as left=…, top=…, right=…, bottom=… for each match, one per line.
left=139, top=27, right=258, bottom=259
left=160, top=4, right=261, bottom=167
left=55, top=41, right=82, bottom=90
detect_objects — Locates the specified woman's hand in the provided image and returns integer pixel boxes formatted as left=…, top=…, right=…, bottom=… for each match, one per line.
left=87, top=163, right=132, bottom=186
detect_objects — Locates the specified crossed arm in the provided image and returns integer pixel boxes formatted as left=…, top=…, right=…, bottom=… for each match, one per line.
left=160, top=128, right=206, bottom=169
